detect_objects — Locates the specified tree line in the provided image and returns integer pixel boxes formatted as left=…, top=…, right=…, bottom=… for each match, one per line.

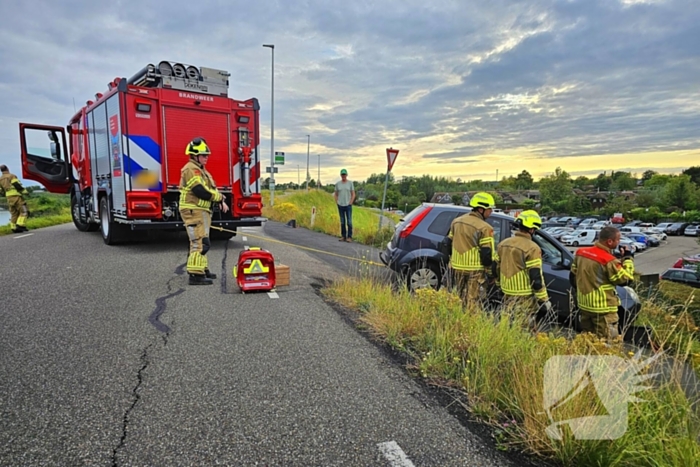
left=268, top=166, right=700, bottom=221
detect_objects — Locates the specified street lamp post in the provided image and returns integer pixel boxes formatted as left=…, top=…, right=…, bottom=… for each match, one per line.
left=305, top=134, right=310, bottom=191
left=263, top=44, right=275, bottom=206
left=317, top=154, right=321, bottom=190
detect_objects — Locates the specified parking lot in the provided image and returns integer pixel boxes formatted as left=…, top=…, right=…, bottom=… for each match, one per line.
left=567, top=235, right=700, bottom=276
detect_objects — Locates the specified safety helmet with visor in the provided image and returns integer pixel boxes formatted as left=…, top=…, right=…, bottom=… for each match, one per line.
left=469, top=192, right=496, bottom=210
left=185, top=137, right=211, bottom=159
left=514, top=210, right=543, bottom=230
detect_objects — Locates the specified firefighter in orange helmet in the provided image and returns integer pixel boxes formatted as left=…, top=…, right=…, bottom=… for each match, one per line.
left=178, top=138, right=229, bottom=285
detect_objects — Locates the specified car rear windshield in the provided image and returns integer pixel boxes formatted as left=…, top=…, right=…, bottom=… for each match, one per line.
left=428, top=210, right=463, bottom=236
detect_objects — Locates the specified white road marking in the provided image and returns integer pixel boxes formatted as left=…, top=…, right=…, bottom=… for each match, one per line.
left=267, top=291, right=279, bottom=299
left=14, top=234, right=33, bottom=239
left=242, top=236, right=248, bottom=241
left=377, top=441, right=415, bottom=467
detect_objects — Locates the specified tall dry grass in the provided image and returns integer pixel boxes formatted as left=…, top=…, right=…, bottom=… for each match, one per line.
left=325, top=277, right=700, bottom=466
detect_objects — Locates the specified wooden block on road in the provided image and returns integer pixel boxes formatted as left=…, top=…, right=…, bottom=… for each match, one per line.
left=276, top=264, right=290, bottom=287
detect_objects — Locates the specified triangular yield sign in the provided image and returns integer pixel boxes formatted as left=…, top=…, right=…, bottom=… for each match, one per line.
left=387, top=148, right=399, bottom=172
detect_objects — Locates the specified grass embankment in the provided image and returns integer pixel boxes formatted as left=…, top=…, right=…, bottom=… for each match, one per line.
left=261, top=190, right=398, bottom=247
left=636, top=281, right=700, bottom=372
left=324, top=278, right=700, bottom=466
left=0, top=193, right=71, bottom=236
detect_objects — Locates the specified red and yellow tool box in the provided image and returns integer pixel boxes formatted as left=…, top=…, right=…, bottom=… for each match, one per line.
left=233, top=247, right=276, bottom=293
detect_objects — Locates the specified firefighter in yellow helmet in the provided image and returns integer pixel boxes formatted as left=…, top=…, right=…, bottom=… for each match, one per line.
left=179, top=138, right=229, bottom=285
left=447, top=192, right=499, bottom=310
left=0, top=165, right=30, bottom=233
left=496, top=210, right=553, bottom=330
left=570, top=226, right=634, bottom=339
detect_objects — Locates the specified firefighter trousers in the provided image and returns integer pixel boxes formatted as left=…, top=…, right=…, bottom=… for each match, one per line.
left=580, top=310, right=619, bottom=340
left=452, top=270, right=485, bottom=311
left=180, top=208, right=211, bottom=276
left=501, top=295, right=539, bottom=330
left=7, top=196, right=28, bottom=228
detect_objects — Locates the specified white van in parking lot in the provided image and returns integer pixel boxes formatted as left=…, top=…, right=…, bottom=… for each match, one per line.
left=561, top=229, right=598, bottom=246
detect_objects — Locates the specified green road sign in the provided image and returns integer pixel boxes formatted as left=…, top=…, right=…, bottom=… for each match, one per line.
left=275, top=151, right=285, bottom=165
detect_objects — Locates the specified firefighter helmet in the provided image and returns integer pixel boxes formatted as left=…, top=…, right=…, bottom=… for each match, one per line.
left=469, top=192, right=495, bottom=210
left=185, top=137, right=211, bottom=157
left=515, top=210, right=542, bottom=230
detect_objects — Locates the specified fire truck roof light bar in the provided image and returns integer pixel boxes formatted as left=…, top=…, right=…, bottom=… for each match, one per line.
left=124, top=61, right=230, bottom=97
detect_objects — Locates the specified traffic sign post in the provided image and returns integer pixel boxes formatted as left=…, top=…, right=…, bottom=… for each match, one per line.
left=379, top=147, right=399, bottom=233
left=266, top=167, right=279, bottom=173
left=275, top=151, right=285, bottom=165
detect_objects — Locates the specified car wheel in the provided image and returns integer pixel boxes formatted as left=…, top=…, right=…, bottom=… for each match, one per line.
left=406, top=261, right=441, bottom=292
left=573, top=241, right=579, bottom=246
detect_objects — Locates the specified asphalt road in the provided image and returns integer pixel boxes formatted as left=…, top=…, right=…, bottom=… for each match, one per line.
left=0, top=223, right=522, bottom=466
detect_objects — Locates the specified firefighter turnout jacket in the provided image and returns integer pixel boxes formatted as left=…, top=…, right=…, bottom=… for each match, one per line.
left=179, top=160, right=223, bottom=210
left=448, top=211, right=498, bottom=274
left=571, top=242, right=635, bottom=314
left=0, top=171, right=27, bottom=198
left=497, top=231, right=549, bottom=302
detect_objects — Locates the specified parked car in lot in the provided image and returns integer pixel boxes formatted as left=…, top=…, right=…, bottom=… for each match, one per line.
left=642, top=227, right=667, bottom=241
left=683, top=223, right=700, bottom=237
left=666, top=222, right=689, bottom=236
left=549, top=227, right=575, bottom=240
left=379, top=204, right=642, bottom=331
left=624, top=232, right=659, bottom=247
left=578, top=218, right=599, bottom=228
left=659, top=268, right=700, bottom=288
left=655, top=222, right=674, bottom=232
left=592, top=221, right=610, bottom=230
left=561, top=229, right=598, bottom=246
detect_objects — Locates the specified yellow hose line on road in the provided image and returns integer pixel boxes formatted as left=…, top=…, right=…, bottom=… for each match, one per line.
left=211, top=225, right=386, bottom=267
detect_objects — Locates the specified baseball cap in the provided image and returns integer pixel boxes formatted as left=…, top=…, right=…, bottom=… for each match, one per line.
left=340, top=168, right=348, bottom=175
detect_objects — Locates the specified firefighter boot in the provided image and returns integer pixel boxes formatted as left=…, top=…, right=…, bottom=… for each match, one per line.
left=189, top=274, right=214, bottom=285
left=205, top=269, right=217, bottom=279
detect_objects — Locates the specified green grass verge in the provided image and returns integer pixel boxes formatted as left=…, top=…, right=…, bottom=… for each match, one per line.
left=262, top=190, right=398, bottom=247
left=0, top=193, right=72, bottom=235
left=324, top=278, right=700, bottom=466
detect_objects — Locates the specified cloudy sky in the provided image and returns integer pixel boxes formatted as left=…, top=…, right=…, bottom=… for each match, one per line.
left=1, top=0, right=698, bottom=187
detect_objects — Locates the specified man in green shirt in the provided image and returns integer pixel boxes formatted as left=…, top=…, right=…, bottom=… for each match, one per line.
left=334, top=168, right=355, bottom=242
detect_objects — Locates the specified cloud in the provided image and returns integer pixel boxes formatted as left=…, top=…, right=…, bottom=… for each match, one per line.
left=0, top=0, right=698, bottom=185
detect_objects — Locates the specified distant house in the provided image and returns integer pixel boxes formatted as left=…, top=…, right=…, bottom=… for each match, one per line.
left=430, top=192, right=454, bottom=204
left=586, top=191, right=609, bottom=209
left=429, top=192, right=472, bottom=205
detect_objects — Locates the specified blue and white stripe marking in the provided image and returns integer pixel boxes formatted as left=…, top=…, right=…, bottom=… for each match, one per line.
left=123, top=134, right=163, bottom=191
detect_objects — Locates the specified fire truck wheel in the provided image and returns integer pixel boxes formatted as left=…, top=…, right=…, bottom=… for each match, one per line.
left=71, top=194, right=99, bottom=232
left=100, top=196, right=128, bottom=245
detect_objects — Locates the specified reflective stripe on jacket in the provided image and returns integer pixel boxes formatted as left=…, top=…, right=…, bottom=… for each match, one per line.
left=497, top=231, right=549, bottom=301
left=448, top=211, right=497, bottom=272
left=572, top=242, right=634, bottom=313
left=0, top=173, right=25, bottom=198
left=178, top=160, right=222, bottom=211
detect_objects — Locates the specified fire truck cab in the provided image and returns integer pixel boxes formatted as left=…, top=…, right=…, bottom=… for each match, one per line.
left=19, top=61, right=264, bottom=244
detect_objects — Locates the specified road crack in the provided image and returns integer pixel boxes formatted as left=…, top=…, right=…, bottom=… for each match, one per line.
left=112, top=264, right=186, bottom=465
left=111, top=343, right=153, bottom=467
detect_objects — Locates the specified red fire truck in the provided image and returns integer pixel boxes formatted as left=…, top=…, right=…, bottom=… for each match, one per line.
left=18, top=61, right=264, bottom=244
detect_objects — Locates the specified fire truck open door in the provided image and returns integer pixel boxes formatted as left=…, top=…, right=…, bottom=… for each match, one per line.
left=18, top=123, right=72, bottom=194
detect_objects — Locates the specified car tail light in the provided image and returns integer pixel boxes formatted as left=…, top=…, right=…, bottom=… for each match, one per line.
left=399, top=206, right=432, bottom=238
